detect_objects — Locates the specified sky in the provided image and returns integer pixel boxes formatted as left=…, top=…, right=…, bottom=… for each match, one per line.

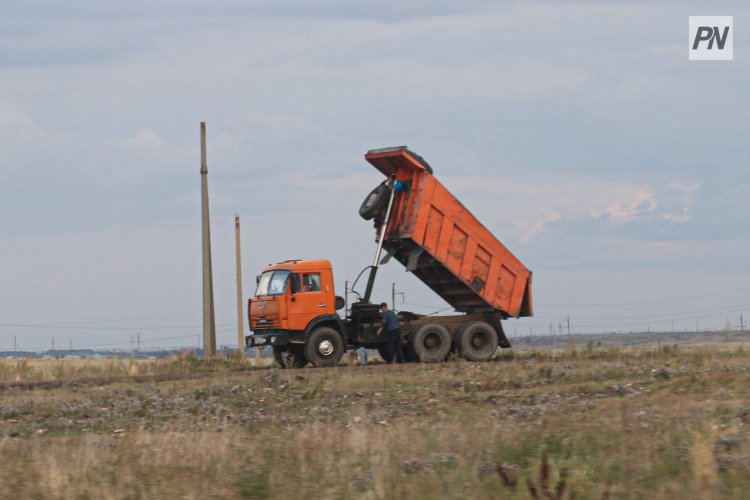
left=1, top=1, right=748, bottom=352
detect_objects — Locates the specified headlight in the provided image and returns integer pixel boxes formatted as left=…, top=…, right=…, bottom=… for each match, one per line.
left=270, top=336, right=276, bottom=344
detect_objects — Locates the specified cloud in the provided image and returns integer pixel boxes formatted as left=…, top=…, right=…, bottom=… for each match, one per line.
left=661, top=210, right=692, bottom=224
left=1, top=0, right=749, bottom=346
left=275, top=170, right=702, bottom=245
left=0, top=102, right=43, bottom=140
left=440, top=175, right=664, bottom=241
left=589, top=187, right=656, bottom=222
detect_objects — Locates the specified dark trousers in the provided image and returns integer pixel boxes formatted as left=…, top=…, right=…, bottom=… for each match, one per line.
left=387, top=328, right=404, bottom=363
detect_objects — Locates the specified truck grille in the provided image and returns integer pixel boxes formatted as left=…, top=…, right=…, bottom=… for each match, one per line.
left=254, top=318, right=277, bottom=329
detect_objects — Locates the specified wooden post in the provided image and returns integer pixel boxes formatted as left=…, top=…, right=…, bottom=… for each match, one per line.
left=235, top=215, right=245, bottom=357
left=200, top=122, right=217, bottom=357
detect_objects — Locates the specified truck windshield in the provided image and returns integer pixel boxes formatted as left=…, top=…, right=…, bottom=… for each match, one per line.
left=255, top=270, right=290, bottom=296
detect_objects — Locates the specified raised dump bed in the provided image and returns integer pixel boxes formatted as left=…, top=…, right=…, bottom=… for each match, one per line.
left=365, top=146, right=533, bottom=318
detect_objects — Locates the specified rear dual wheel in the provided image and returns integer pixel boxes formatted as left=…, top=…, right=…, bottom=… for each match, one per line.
left=410, top=323, right=451, bottom=363
left=455, top=321, right=498, bottom=361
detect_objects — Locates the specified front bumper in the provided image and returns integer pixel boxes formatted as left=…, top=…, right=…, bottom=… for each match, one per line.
left=245, top=331, right=291, bottom=348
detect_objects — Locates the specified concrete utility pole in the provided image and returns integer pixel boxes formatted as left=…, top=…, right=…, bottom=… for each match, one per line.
left=200, top=121, right=217, bottom=357
left=235, top=215, right=245, bottom=357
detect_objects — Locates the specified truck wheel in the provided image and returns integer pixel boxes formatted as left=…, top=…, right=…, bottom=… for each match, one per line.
left=305, top=327, right=345, bottom=367
left=273, top=346, right=308, bottom=369
left=402, top=344, right=417, bottom=363
left=456, top=322, right=498, bottom=361
left=359, top=183, right=389, bottom=220
left=410, top=323, right=451, bottom=363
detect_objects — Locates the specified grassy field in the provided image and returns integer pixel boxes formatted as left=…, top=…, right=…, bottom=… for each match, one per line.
left=1, top=346, right=750, bottom=499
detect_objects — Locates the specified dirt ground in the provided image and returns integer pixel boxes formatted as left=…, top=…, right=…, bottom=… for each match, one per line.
left=1, top=346, right=750, bottom=498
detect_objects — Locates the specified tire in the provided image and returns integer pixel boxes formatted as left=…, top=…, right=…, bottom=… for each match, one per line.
left=455, top=322, right=498, bottom=361
left=359, top=183, right=389, bottom=220
left=334, top=295, right=346, bottom=310
left=402, top=340, right=417, bottom=363
left=410, top=323, right=451, bottom=363
left=273, top=346, right=308, bottom=369
left=305, top=327, right=345, bottom=367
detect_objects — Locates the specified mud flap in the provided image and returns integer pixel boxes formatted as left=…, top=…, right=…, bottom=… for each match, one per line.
left=379, top=247, right=395, bottom=265
left=486, top=313, right=512, bottom=348
left=406, top=247, right=424, bottom=272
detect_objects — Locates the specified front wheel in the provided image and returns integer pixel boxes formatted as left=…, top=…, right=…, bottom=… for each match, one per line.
left=305, top=327, right=345, bottom=367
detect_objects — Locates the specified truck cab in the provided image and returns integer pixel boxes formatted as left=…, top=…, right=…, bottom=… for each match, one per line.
left=247, top=259, right=346, bottom=367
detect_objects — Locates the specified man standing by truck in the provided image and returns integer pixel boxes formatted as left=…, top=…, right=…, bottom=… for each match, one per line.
left=378, top=303, right=404, bottom=363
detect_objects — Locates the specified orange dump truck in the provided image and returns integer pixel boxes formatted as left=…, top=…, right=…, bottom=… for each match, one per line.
left=247, top=147, right=533, bottom=367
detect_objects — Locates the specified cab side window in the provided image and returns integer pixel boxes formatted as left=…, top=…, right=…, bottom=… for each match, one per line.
left=301, top=273, right=321, bottom=292
left=289, top=274, right=301, bottom=294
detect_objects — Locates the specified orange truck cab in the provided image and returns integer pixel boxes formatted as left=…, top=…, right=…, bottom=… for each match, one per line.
left=247, top=147, right=533, bottom=368
left=248, top=259, right=347, bottom=368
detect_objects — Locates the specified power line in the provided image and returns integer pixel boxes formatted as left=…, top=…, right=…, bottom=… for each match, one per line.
left=0, top=307, right=237, bottom=324
left=0, top=322, right=235, bottom=331
left=537, top=285, right=750, bottom=308
left=518, top=306, right=748, bottom=330
left=531, top=302, right=750, bottom=321
left=13, top=334, right=202, bottom=352
left=357, top=283, right=750, bottom=309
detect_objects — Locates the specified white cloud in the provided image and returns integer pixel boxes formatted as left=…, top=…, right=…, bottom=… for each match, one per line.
left=589, top=187, right=656, bottom=222
left=440, top=175, right=663, bottom=241
left=661, top=210, right=692, bottom=224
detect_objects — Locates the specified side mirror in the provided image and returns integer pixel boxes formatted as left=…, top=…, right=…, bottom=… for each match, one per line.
left=256, top=275, right=261, bottom=284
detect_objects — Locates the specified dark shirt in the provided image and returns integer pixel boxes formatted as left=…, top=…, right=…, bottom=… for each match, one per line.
left=380, top=309, right=400, bottom=332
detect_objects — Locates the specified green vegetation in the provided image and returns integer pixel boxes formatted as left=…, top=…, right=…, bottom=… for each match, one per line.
left=1, top=345, right=750, bottom=498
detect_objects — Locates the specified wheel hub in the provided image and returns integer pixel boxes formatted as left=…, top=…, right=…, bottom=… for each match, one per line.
left=424, top=333, right=440, bottom=352
left=318, top=339, right=334, bottom=356
left=471, top=334, right=486, bottom=348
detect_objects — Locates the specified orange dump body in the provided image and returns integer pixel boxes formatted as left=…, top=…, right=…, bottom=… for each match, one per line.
left=366, top=147, right=533, bottom=318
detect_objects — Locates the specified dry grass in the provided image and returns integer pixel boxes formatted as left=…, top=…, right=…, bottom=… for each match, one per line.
left=0, top=352, right=274, bottom=385
left=1, top=345, right=750, bottom=498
